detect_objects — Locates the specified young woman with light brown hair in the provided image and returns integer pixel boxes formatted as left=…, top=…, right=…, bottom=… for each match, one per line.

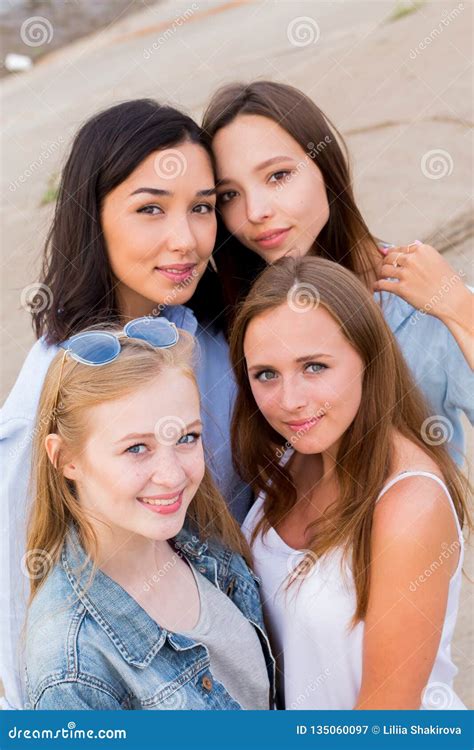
left=229, top=255, right=471, bottom=710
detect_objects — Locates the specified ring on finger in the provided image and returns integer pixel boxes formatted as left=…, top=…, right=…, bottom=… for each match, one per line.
left=393, top=252, right=403, bottom=268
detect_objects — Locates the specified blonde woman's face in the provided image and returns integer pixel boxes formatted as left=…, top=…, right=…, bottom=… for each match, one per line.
left=213, top=114, right=330, bottom=263
left=243, top=302, right=364, bottom=457
left=64, top=368, right=205, bottom=543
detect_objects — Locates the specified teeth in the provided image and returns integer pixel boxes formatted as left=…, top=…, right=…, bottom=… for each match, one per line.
left=160, top=268, right=190, bottom=274
left=140, top=496, right=180, bottom=506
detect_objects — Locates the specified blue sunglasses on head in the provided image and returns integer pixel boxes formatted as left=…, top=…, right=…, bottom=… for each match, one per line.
left=52, top=317, right=179, bottom=420
left=59, top=316, right=179, bottom=366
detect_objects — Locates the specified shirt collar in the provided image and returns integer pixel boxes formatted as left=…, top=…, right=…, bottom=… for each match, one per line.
left=61, top=524, right=207, bottom=668
left=161, top=304, right=198, bottom=336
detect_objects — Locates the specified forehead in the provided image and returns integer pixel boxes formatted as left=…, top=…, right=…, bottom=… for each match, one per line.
left=243, top=303, right=348, bottom=362
left=113, top=141, right=213, bottom=194
left=86, top=368, right=200, bottom=436
left=213, top=115, right=304, bottom=167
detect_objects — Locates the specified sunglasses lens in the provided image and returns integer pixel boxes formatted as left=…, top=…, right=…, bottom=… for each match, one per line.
left=66, top=333, right=121, bottom=365
left=124, top=318, right=178, bottom=348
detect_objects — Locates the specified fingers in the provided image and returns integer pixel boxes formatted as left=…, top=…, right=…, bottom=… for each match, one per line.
left=379, top=263, right=403, bottom=280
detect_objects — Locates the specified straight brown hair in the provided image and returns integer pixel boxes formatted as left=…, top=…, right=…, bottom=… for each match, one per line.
left=202, top=80, right=381, bottom=324
left=229, top=256, right=470, bottom=622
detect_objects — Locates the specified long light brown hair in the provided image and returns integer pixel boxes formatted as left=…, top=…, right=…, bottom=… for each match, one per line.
left=27, top=325, right=249, bottom=600
left=229, top=256, right=471, bottom=622
left=202, top=80, right=381, bottom=326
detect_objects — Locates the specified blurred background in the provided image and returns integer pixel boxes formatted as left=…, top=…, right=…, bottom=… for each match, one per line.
left=1, top=0, right=472, bottom=706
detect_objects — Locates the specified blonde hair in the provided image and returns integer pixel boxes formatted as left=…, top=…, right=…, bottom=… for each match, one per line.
left=27, top=324, right=249, bottom=600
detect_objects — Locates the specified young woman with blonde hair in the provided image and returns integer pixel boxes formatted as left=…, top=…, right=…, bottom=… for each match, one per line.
left=24, top=317, right=273, bottom=710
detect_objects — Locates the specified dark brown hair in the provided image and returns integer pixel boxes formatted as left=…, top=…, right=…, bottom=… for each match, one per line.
left=32, top=99, right=225, bottom=345
left=229, top=255, right=470, bottom=622
left=202, top=80, right=381, bottom=329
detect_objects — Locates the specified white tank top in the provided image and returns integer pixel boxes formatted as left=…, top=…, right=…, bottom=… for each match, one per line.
left=243, top=470, right=466, bottom=710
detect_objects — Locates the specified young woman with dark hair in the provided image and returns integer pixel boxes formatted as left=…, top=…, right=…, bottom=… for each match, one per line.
left=0, top=99, right=249, bottom=710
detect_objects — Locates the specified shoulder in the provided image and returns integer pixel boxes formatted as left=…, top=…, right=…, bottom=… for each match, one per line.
left=25, top=566, right=121, bottom=706
left=1, top=337, right=59, bottom=423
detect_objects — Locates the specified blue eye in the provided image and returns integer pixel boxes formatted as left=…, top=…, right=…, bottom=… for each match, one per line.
left=305, top=363, right=327, bottom=374
left=126, top=443, right=147, bottom=455
left=177, top=432, right=201, bottom=445
left=137, top=205, right=163, bottom=215
left=255, top=370, right=277, bottom=383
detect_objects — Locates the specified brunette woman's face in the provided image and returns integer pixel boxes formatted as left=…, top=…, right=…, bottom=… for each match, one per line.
left=243, top=302, right=364, bottom=457
left=213, top=115, right=330, bottom=263
left=101, top=141, right=217, bottom=318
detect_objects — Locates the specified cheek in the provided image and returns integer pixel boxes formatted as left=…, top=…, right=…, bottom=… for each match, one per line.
left=194, top=216, right=217, bottom=258
left=183, top=445, right=206, bottom=484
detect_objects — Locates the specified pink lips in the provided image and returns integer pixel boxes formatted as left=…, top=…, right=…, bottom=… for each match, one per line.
left=253, top=227, right=291, bottom=250
left=137, top=490, right=184, bottom=515
left=285, top=414, right=324, bottom=433
left=154, top=264, right=196, bottom=283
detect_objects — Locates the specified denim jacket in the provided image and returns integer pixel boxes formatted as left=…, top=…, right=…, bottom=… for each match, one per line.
left=24, top=525, right=276, bottom=710
left=1, top=303, right=252, bottom=710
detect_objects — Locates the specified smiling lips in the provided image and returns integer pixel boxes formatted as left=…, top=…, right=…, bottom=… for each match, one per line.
left=137, top=490, right=184, bottom=515
left=253, top=227, right=291, bottom=250
left=155, top=263, right=197, bottom=282
left=285, top=414, right=324, bottom=433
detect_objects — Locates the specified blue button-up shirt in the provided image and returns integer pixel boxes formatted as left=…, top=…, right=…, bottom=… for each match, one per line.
left=379, top=290, right=473, bottom=461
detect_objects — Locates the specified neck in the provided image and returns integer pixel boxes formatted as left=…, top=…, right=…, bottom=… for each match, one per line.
left=91, top=524, right=174, bottom=591
left=116, top=284, right=161, bottom=323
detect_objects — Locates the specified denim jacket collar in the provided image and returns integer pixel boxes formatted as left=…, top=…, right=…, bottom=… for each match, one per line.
left=61, top=525, right=223, bottom=669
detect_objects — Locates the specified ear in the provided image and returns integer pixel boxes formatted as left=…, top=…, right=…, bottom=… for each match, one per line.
left=44, top=433, right=79, bottom=481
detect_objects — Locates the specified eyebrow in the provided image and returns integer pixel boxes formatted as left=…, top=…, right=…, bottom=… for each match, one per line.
left=218, top=156, right=296, bottom=187
left=115, top=420, right=202, bottom=444
left=129, top=187, right=216, bottom=198
left=247, top=354, right=333, bottom=371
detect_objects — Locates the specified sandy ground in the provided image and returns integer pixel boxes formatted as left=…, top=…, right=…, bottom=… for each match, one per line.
left=1, top=0, right=472, bottom=707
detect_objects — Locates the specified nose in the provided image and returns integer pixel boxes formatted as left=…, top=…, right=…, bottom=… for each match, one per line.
left=163, top=216, right=196, bottom=255
left=279, top=376, right=308, bottom=414
left=246, top=189, right=275, bottom=224
left=149, top=446, right=187, bottom=490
